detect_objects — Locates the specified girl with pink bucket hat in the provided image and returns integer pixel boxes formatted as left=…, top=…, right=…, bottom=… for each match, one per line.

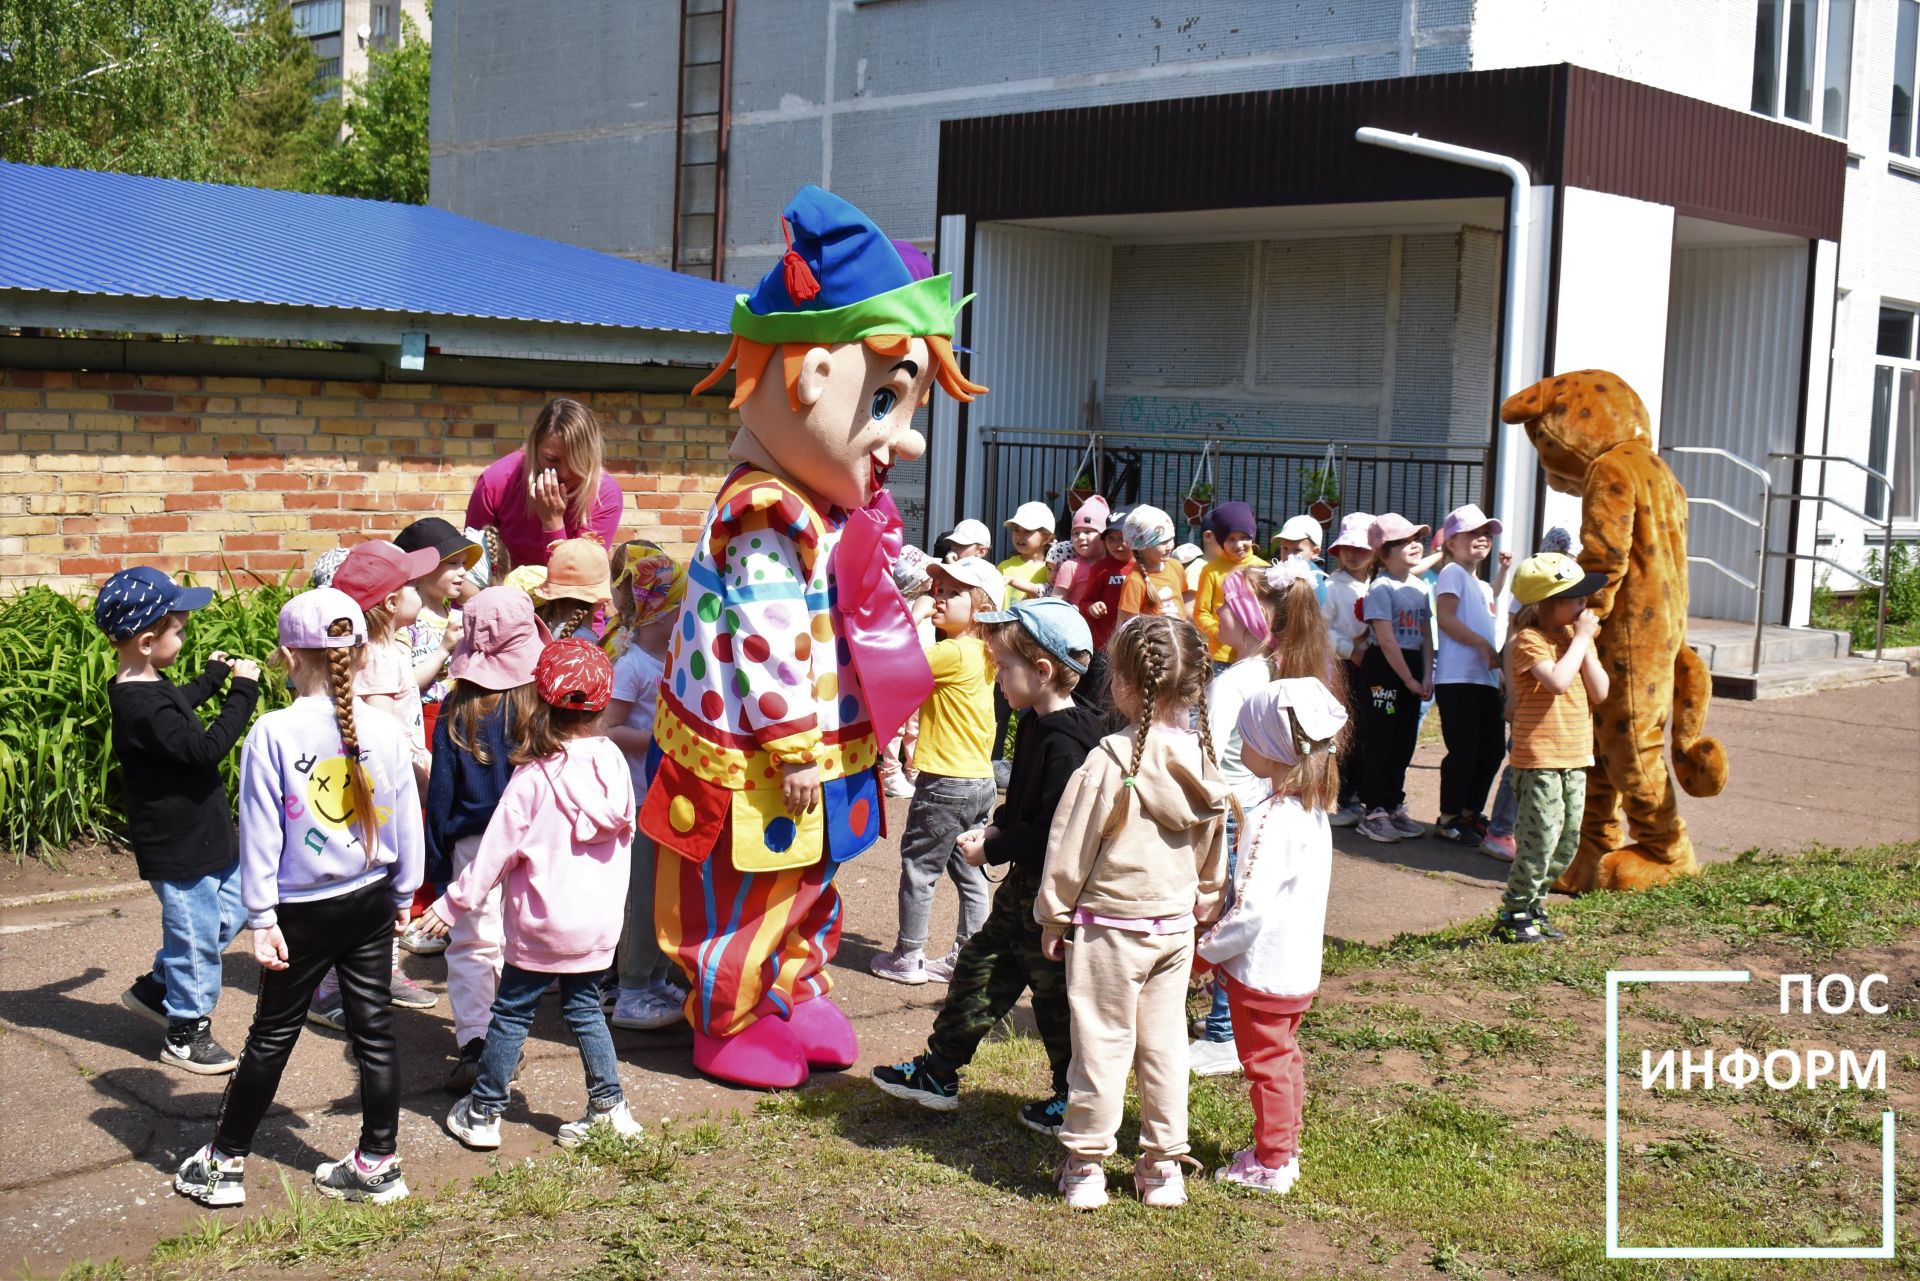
left=421, top=587, right=552, bottom=1093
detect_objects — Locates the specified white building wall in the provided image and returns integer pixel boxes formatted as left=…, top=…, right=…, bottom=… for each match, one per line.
left=1818, top=0, right=1920, bottom=578
left=1469, top=0, right=1755, bottom=110
left=1545, top=187, right=1676, bottom=542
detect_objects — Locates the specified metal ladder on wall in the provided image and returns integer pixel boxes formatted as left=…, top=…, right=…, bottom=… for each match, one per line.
left=1663, top=445, right=1895, bottom=677
left=671, top=0, right=733, bottom=278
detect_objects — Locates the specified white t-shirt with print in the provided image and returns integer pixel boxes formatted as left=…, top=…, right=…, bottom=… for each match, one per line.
left=610, top=643, right=667, bottom=798
left=1433, top=562, right=1500, bottom=688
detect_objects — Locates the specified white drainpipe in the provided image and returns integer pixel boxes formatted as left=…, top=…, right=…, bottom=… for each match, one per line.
left=1355, top=127, right=1540, bottom=560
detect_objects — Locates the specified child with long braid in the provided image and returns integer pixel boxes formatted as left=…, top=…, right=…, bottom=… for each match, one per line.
left=174, top=589, right=423, bottom=1209
left=1037, top=614, right=1231, bottom=1211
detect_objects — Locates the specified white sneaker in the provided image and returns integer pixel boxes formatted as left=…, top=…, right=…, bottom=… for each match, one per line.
left=869, top=947, right=928, bottom=985
left=399, top=927, right=447, bottom=956
left=557, top=1099, right=644, bottom=1148
left=608, top=987, right=683, bottom=1031
left=446, top=1095, right=501, bottom=1150
left=1057, top=1156, right=1108, bottom=1210
left=882, top=772, right=917, bottom=800
left=1329, top=801, right=1366, bottom=828
left=923, top=944, right=963, bottom=984
left=174, top=1143, right=245, bottom=1207
left=1188, top=1037, right=1242, bottom=1077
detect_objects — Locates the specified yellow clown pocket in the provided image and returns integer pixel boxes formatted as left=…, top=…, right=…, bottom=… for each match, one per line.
left=728, top=782, right=825, bottom=873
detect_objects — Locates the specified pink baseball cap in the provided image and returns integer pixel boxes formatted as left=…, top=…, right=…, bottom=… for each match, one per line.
left=1368, top=512, right=1431, bottom=552
left=449, top=586, right=551, bottom=690
left=278, top=588, right=368, bottom=649
left=1071, top=494, right=1111, bottom=533
left=334, top=540, right=443, bottom=611
left=1440, top=503, right=1504, bottom=542
left=1329, top=511, right=1375, bottom=552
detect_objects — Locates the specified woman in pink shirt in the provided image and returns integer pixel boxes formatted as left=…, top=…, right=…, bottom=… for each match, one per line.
left=464, top=399, right=625, bottom=573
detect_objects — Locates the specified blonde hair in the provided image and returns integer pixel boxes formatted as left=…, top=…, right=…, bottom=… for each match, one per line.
left=693, top=334, right=987, bottom=411
left=982, top=619, right=1085, bottom=696
left=526, top=398, right=605, bottom=530
left=1234, top=569, right=1349, bottom=738
left=1101, top=615, right=1232, bottom=839
left=320, top=619, right=379, bottom=865
left=362, top=601, right=396, bottom=646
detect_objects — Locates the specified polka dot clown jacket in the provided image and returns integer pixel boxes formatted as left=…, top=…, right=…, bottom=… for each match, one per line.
left=640, top=467, right=886, bottom=873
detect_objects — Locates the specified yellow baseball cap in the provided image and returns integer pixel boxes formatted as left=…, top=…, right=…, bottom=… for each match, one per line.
left=1513, top=552, right=1608, bottom=605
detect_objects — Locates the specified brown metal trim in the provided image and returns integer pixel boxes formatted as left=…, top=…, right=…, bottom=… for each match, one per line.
left=937, top=64, right=1843, bottom=242
left=711, top=0, right=734, bottom=281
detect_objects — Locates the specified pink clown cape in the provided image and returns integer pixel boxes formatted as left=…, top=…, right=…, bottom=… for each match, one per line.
left=832, top=489, right=932, bottom=749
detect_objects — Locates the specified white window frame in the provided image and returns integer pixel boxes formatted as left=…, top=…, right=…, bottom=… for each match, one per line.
left=1892, top=0, right=1919, bottom=161
left=1750, top=0, right=1854, bottom=139
left=1869, top=302, right=1920, bottom=530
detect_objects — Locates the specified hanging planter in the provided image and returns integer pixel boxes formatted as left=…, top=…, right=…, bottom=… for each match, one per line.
left=1066, top=470, right=1095, bottom=511
left=1302, top=449, right=1340, bottom=526
left=1182, top=481, right=1214, bottom=524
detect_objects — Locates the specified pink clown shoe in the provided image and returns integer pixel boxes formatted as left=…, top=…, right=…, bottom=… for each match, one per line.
left=691, top=1018, right=808, bottom=1090
left=787, top=995, right=859, bottom=1070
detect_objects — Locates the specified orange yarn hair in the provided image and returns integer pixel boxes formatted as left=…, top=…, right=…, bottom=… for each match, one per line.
left=692, top=334, right=987, bottom=413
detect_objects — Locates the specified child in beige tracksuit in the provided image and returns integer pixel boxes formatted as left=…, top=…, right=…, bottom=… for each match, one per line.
left=1037, top=613, right=1230, bottom=1212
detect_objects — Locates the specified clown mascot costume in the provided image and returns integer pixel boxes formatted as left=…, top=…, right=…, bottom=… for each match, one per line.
left=640, top=187, right=986, bottom=1089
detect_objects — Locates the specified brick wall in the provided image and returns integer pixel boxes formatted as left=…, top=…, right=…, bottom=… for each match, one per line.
left=0, top=367, right=739, bottom=593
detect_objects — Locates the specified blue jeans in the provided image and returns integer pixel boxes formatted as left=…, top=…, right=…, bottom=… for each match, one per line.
left=151, top=864, right=246, bottom=1021
left=470, top=964, right=623, bottom=1118
left=1489, top=733, right=1519, bottom=838
left=1203, top=810, right=1240, bottom=1042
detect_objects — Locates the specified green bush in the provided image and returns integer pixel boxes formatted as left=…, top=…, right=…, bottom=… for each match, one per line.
left=1810, top=541, right=1920, bottom=651
left=0, top=574, right=296, bottom=860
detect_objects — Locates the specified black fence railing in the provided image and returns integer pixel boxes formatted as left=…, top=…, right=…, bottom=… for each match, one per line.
left=977, top=429, right=1491, bottom=544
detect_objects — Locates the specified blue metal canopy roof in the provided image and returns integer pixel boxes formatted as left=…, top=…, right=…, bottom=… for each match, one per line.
left=0, top=161, right=738, bottom=334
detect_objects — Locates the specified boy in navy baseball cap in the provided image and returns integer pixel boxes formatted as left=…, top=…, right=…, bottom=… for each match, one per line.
left=95, top=568, right=264, bottom=1075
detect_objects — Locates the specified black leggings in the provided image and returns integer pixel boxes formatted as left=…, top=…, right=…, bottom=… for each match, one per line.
left=212, top=877, right=400, bottom=1159
left=1436, top=682, right=1505, bottom=819
left=1357, top=646, right=1426, bottom=812
left=1337, top=655, right=1367, bottom=807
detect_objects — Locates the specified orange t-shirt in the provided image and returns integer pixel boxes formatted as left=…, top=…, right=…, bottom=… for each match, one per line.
left=1506, top=625, right=1594, bottom=769
left=1118, top=562, right=1187, bottom=619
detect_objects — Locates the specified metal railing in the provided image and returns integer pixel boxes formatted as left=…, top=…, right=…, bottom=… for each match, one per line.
left=1664, top=445, right=1895, bottom=671
left=979, top=427, right=1490, bottom=547
left=1664, top=446, right=1772, bottom=677
left=1768, top=453, right=1895, bottom=661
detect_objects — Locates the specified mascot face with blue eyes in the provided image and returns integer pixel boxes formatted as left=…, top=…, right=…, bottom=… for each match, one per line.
left=640, top=187, right=986, bottom=1091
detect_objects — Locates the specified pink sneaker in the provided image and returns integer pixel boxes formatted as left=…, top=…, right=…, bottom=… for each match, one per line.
left=1057, top=1156, right=1108, bottom=1210
left=1213, top=1147, right=1299, bottom=1195
left=1133, top=1155, right=1197, bottom=1208
left=1479, top=832, right=1517, bottom=862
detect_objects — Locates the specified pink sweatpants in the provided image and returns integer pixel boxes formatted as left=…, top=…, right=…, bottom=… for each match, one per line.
left=1224, top=975, right=1313, bottom=1167
left=445, top=834, right=505, bottom=1046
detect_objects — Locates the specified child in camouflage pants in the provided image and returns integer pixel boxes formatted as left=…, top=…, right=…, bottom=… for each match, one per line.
left=871, top=598, right=1106, bottom=1134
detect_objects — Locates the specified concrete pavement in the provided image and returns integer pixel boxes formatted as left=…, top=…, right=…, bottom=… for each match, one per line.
left=2, top=675, right=1913, bottom=1273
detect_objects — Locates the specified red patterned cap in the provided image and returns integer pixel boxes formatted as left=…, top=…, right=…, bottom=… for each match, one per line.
left=534, top=636, right=613, bottom=712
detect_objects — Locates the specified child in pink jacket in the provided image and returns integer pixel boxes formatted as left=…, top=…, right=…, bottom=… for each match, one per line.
left=417, top=638, right=640, bottom=1151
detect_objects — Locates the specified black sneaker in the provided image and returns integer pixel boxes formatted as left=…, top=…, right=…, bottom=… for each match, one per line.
left=1493, top=909, right=1547, bottom=945
left=174, top=1143, right=246, bottom=1207
left=161, top=1017, right=238, bottom=1075
left=445, top=1038, right=485, bottom=1094
left=1019, top=1093, right=1068, bottom=1136
left=121, top=973, right=168, bottom=1027
left=1433, top=815, right=1477, bottom=845
left=1532, top=906, right=1567, bottom=941
left=871, top=1055, right=960, bottom=1112
left=313, top=1150, right=409, bottom=1204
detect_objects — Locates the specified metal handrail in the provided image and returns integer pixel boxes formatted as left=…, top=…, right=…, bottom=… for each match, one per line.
left=1769, top=452, right=1893, bottom=661
left=980, top=424, right=1478, bottom=457
left=1664, top=446, right=1771, bottom=676
left=1684, top=555, right=1758, bottom=592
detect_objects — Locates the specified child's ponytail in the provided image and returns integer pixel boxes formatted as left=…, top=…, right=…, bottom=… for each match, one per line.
left=324, top=618, right=380, bottom=864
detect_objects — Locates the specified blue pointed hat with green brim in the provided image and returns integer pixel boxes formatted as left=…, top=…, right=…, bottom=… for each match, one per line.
left=730, top=185, right=971, bottom=344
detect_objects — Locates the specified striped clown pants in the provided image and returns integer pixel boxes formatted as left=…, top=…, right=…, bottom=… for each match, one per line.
left=654, top=831, right=843, bottom=1039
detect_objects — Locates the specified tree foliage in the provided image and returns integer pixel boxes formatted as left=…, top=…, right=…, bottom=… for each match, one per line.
left=0, top=0, right=428, bottom=204
left=307, top=15, right=430, bottom=204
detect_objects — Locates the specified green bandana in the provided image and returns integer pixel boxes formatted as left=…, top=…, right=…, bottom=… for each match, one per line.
left=729, top=274, right=973, bottom=345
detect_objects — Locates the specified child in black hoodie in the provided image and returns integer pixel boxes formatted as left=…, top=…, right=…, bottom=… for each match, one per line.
left=872, top=598, right=1105, bottom=1134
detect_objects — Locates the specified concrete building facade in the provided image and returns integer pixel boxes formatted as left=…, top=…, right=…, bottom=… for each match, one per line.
left=430, top=1, right=1915, bottom=630
left=291, top=0, right=432, bottom=96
